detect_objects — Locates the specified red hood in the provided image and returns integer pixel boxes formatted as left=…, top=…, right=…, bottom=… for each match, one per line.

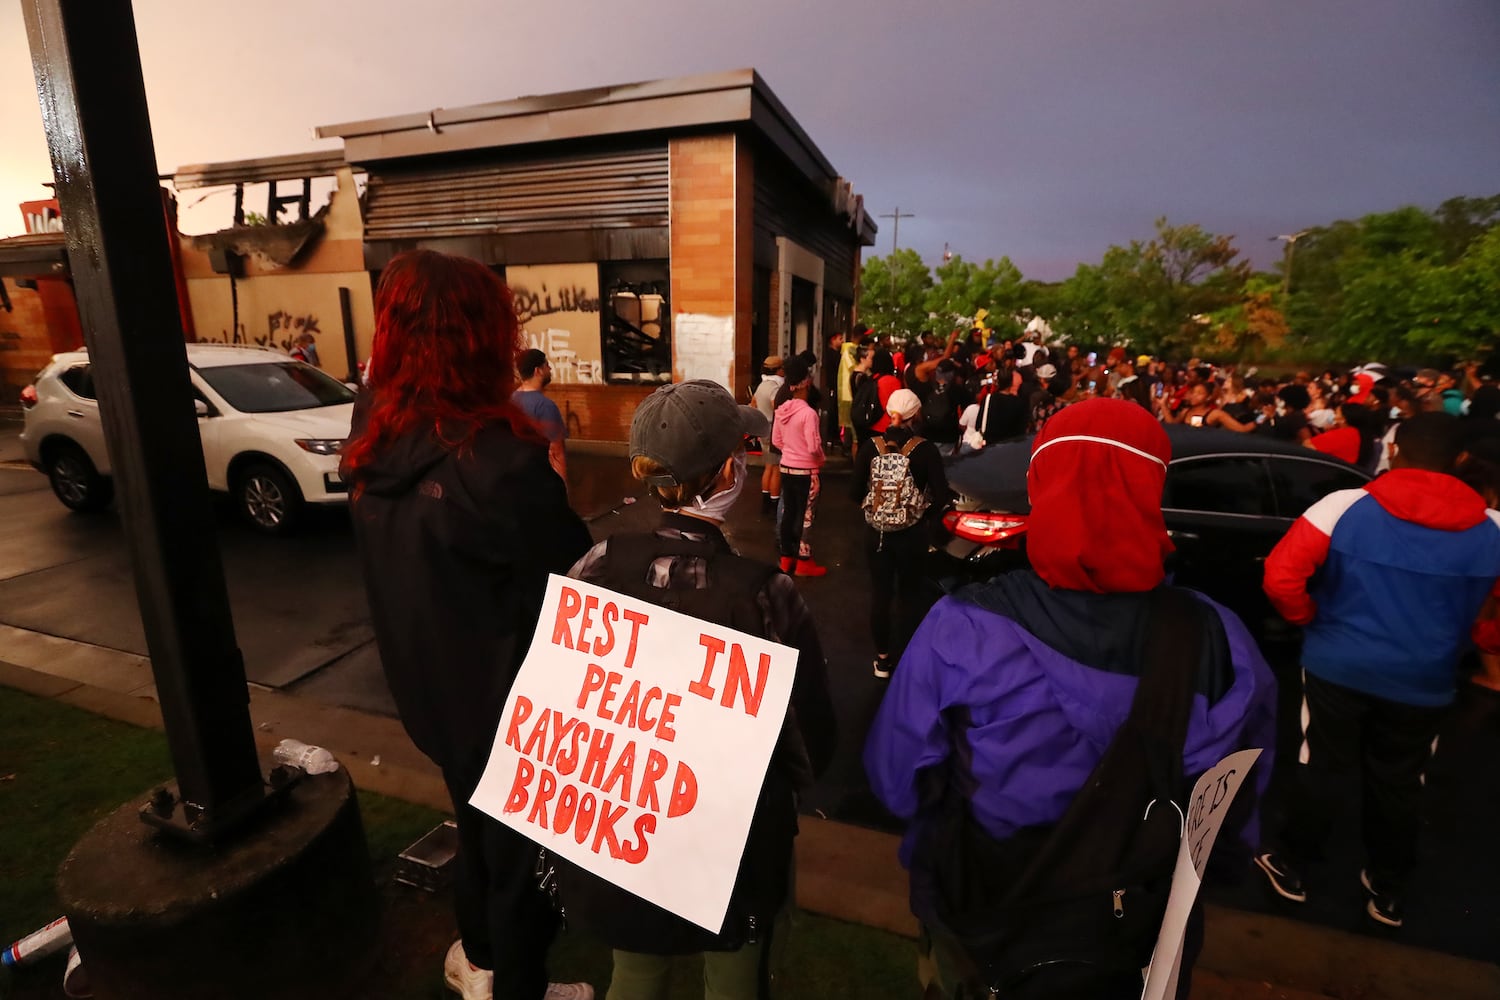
left=1026, top=399, right=1173, bottom=593
left=1365, top=468, right=1487, bottom=531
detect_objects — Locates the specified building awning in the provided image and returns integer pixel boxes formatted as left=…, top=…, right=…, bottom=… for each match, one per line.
left=362, top=145, right=669, bottom=242
left=0, top=232, right=68, bottom=278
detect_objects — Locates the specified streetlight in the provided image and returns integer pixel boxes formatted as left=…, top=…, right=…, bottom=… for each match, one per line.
left=1271, top=231, right=1308, bottom=299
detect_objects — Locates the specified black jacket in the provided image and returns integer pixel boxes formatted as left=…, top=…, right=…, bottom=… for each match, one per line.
left=343, top=399, right=592, bottom=773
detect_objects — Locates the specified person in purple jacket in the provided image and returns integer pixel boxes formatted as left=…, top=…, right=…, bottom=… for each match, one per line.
left=864, top=398, right=1277, bottom=998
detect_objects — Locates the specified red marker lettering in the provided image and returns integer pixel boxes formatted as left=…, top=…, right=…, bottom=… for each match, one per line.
left=552, top=586, right=582, bottom=648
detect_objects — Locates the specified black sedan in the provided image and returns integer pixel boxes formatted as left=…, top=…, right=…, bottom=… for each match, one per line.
left=931, top=427, right=1372, bottom=634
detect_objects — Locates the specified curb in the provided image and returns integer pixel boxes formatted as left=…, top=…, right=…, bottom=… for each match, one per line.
left=3, top=656, right=1497, bottom=999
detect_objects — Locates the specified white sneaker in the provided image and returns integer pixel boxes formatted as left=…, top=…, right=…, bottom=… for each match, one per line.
left=443, top=940, right=493, bottom=1000
left=544, top=984, right=595, bottom=1000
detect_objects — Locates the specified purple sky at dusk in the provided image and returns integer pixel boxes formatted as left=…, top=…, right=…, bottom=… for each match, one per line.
left=2, top=0, right=1496, bottom=280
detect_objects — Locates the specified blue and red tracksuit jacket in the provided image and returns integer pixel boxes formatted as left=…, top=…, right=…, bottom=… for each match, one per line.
left=1263, top=468, right=1500, bottom=707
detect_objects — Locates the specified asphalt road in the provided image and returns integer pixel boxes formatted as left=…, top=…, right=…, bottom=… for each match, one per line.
left=2, top=436, right=1496, bottom=964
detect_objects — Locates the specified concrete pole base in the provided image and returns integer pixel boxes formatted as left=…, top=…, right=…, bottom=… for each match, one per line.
left=57, top=767, right=378, bottom=1000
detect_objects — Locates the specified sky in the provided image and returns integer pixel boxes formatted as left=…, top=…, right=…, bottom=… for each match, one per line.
left=2, top=0, right=1497, bottom=281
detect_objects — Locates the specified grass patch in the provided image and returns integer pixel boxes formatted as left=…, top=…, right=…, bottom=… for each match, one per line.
left=0, top=686, right=918, bottom=998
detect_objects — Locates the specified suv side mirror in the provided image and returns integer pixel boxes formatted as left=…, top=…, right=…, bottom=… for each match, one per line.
left=194, top=399, right=209, bottom=418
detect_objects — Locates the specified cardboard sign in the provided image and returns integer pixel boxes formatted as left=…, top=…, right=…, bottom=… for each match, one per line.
left=470, top=573, right=798, bottom=932
left=1140, top=748, right=1262, bottom=1000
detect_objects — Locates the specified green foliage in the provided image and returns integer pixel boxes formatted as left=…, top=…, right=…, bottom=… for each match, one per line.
left=856, top=196, right=1500, bottom=363
left=1285, top=199, right=1500, bottom=362
left=858, top=249, right=933, bottom=337
left=926, top=255, right=1027, bottom=334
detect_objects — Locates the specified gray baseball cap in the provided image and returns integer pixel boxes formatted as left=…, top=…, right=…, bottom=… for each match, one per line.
left=630, top=380, right=770, bottom=486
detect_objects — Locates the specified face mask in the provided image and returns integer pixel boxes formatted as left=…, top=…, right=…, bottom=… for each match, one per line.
left=691, top=452, right=747, bottom=522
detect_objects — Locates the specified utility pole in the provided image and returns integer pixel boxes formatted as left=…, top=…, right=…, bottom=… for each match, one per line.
left=879, top=206, right=915, bottom=253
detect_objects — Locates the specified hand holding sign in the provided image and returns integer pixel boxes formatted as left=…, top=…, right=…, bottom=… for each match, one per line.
left=471, top=574, right=797, bottom=932
left=1140, top=748, right=1262, bottom=1000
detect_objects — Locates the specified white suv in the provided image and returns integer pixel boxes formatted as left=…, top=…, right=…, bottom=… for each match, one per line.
left=20, top=344, right=356, bottom=534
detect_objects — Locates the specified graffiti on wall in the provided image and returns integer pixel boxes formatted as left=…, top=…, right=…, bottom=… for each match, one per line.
left=199, top=311, right=322, bottom=355
left=507, top=264, right=604, bottom=385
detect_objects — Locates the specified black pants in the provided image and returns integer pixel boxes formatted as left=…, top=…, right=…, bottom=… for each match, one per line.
left=444, top=759, right=561, bottom=999
left=778, top=470, right=815, bottom=559
left=865, top=525, right=934, bottom=661
left=1278, top=671, right=1446, bottom=891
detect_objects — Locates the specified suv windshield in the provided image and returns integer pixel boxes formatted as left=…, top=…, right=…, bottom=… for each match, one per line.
left=197, top=362, right=355, bottom=413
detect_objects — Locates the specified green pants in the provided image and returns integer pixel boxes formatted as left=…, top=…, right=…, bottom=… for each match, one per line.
left=607, top=937, right=771, bottom=1000
left=606, top=900, right=791, bottom=1000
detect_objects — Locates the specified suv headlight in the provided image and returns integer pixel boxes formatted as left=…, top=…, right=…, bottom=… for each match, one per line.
left=294, top=438, right=344, bottom=456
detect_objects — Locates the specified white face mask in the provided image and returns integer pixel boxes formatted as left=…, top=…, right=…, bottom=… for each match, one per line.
left=691, top=452, right=747, bottom=522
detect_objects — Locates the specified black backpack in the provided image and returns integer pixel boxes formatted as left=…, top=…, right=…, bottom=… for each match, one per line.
left=546, top=533, right=798, bottom=955
left=915, top=586, right=1207, bottom=999
left=922, top=381, right=960, bottom=439
left=852, top=375, right=883, bottom=434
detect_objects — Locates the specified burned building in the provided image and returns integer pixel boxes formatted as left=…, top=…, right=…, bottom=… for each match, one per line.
left=315, top=68, right=875, bottom=441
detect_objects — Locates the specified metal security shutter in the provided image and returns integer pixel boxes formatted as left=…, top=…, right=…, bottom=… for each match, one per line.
left=363, top=146, right=669, bottom=240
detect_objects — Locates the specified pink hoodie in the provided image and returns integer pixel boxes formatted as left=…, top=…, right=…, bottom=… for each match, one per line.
left=772, top=397, right=824, bottom=470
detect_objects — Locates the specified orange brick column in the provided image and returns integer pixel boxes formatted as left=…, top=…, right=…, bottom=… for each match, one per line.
left=668, top=134, right=753, bottom=400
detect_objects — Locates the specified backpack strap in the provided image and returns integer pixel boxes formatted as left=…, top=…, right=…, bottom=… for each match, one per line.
left=899, top=436, right=924, bottom=458
left=873, top=437, right=890, bottom=456
left=1126, top=586, right=1205, bottom=792
left=1010, top=585, right=1206, bottom=889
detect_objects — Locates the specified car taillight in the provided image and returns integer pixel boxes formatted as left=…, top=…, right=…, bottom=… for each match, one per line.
left=19, top=385, right=38, bottom=409
left=943, top=510, right=1029, bottom=546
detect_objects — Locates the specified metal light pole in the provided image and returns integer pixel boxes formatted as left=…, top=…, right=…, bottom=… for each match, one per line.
left=879, top=206, right=915, bottom=253
left=23, top=0, right=265, bottom=836
left=1272, top=231, right=1308, bottom=299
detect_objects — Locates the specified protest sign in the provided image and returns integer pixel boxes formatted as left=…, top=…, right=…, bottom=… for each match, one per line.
left=470, top=573, right=798, bottom=933
left=1141, top=748, right=1262, bottom=1000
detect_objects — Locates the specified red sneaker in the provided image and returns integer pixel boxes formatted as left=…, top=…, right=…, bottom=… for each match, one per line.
left=778, top=557, right=796, bottom=573
left=794, top=558, right=828, bottom=577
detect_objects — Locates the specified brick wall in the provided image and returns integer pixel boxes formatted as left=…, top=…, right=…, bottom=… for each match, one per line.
left=0, top=277, right=80, bottom=405
left=668, top=134, right=753, bottom=399
left=549, top=382, right=653, bottom=443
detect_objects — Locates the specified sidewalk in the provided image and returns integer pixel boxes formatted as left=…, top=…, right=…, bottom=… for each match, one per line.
left=3, top=641, right=1496, bottom=999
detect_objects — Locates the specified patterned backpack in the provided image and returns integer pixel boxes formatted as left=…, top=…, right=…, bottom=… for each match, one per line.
left=862, top=436, right=930, bottom=539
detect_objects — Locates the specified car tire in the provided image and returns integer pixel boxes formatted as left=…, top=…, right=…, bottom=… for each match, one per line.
left=46, top=442, right=113, bottom=512
left=235, top=461, right=303, bottom=535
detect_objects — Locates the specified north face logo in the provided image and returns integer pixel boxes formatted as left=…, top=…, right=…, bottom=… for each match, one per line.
left=418, top=480, right=444, bottom=500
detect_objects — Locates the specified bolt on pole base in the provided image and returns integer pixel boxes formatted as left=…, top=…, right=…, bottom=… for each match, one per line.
left=137, top=765, right=303, bottom=845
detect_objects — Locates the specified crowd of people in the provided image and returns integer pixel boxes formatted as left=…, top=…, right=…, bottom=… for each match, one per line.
left=337, top=249, right=1498, bottom=1000
left=786, top=324, right=1491, bottom=474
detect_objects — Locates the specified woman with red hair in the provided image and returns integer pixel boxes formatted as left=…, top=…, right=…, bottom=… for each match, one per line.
left=343, top=251, right=593, bottom=1000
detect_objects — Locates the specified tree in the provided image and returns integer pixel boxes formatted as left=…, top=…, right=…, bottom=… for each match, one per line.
left=1206, top=273, right=1289, bottom=359
left=858, top=249, right=933, bottom=338
left=1287, top=200, right=1500, bottom=362
left=1044, top=219, right=1250, bottom=355
left=1404, top=226, right=1500, bottom=359
left=926, top=254, right=1027, bottom=337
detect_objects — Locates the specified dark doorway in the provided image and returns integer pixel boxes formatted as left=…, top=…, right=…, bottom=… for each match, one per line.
left=790, top=276, right=817, bottom=359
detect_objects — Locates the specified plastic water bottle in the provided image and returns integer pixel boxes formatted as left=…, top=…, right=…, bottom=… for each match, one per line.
left=3, top=916, right=72, bottom=967
left=273, top=739, right=339, bottom=775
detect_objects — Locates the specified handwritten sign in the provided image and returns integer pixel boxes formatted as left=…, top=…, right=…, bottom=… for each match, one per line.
left=1140, top=748, right=1262, bottom=1000
left=471, top=574, right=798, bottom=932
left=674, top=313, right=735, bottom=389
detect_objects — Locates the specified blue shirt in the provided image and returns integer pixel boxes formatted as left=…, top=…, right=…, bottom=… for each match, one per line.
left=514, top=390, right=565, bottom=442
